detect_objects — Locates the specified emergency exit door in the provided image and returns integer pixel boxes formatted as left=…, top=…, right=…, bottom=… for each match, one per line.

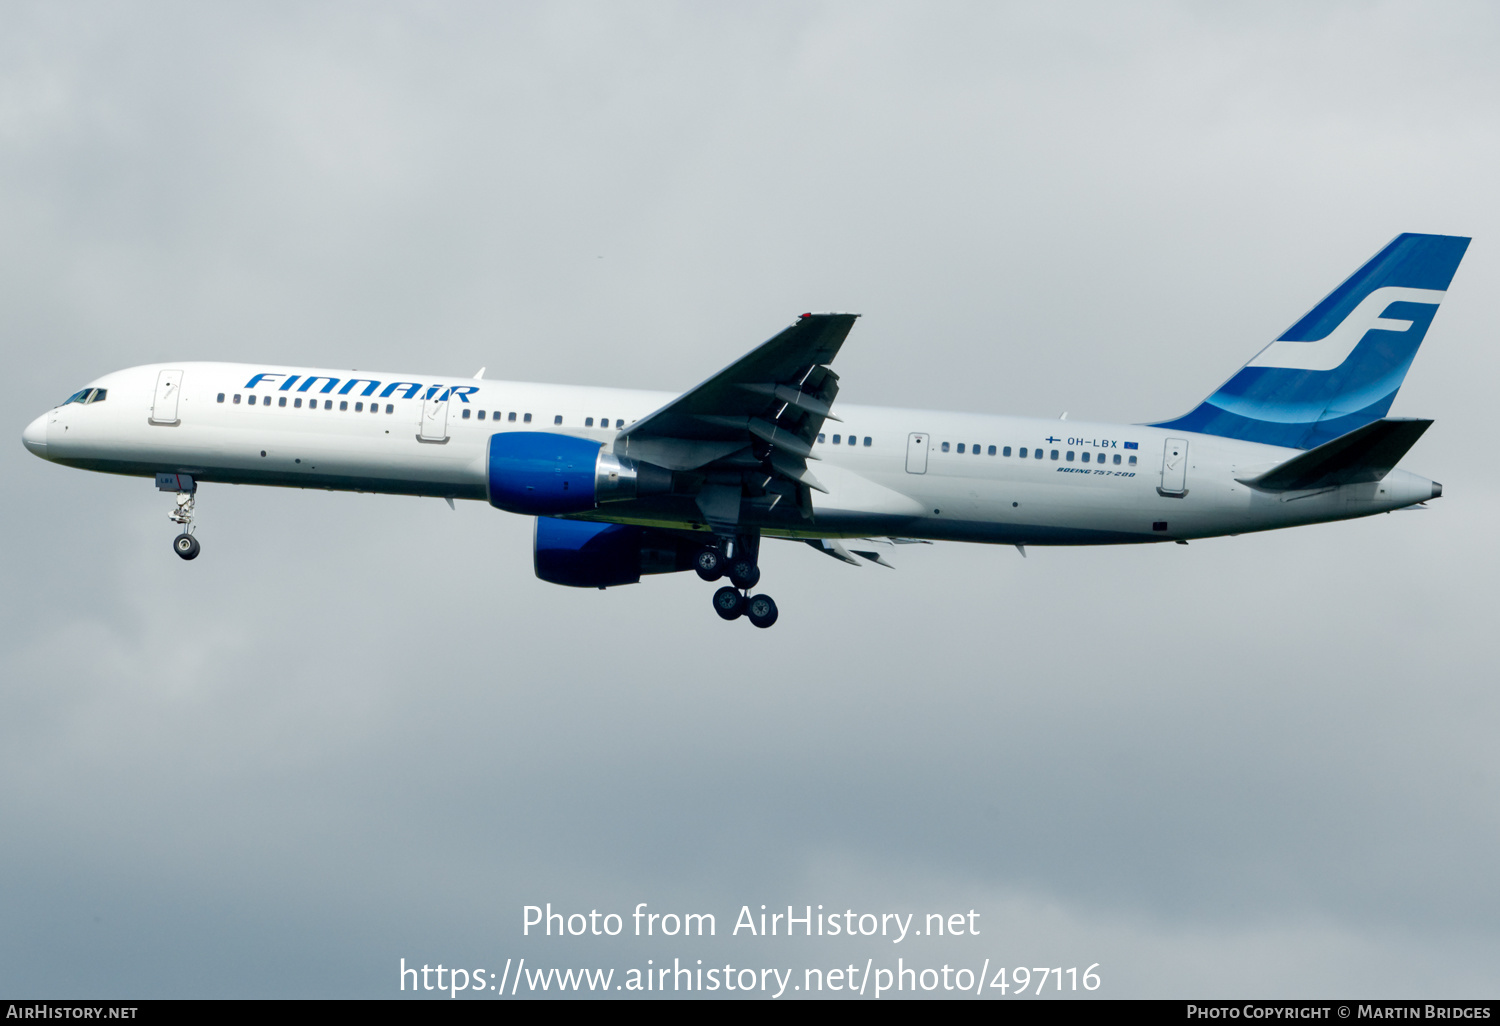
left=419, top=390, right=449, bottom=442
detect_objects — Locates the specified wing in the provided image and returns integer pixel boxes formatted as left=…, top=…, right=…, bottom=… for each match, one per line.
left=615, top=313, right=859, bottom=532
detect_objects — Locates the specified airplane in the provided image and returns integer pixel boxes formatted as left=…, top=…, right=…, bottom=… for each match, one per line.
left=20, top=232, right=1468, bottom=628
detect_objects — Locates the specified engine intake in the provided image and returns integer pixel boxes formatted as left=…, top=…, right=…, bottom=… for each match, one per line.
left=487, top=432, right=671, bottom=515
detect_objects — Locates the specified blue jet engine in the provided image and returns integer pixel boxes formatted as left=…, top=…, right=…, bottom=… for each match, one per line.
left=533, top=516, right=699, bottom=588
left=487, top=432, right=672, bottom=515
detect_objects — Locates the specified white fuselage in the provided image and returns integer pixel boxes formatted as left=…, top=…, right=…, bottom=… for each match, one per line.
left=23, top=362, right=1439, bottom=546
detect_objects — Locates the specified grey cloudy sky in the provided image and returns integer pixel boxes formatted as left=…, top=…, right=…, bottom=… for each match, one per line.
left=2, top=1, right=1498, bottom=999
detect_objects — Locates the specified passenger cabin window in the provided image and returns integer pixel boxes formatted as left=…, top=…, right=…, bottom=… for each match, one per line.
left=940, top=441, right=949, bottom=452
left=355, top=402, right=364, bottom=412
left=510, top=412, right=518, bottom=422
left=1034, top=449, right=1042, bottom=459
left=616, top=419, right=624, bottom=428
left=585, top=417, right=593, bottom=427
left=1018, top=447, right=1027, bottom=458
left=339, top=401, right=348, bottom=411
left=1050, top=449, right=1059, bottom=460
left=1128, top=455, right=1137, bottom=466
left=233, top=394, right=241, bottom=404
left=1066, top=451, right=1074, bottom=461
left=817, top=433, right=825, bottom=443
left=1003, top=446, right=1011, bottom=457
left=1081, top=451, right=1089, bottom=462
left=833, top=434, right=842, bottom=444
left=325, top=400, right=333, bottom=410
left=988, top=445, right=996, bottom=455
left=1113, top=454, right=1121, bottom=465
left=461, top=408, right=470, bottom=419
left=248, top=395, right=257, bottom=405
left=956, top=443, right=964, bottom=453
left=524, top=413, right=532, bottom=423
left=972, top=443, right=980, bottom=455
left=279, top=397, right=287, bottom=407
left=848, top=435, right=856, bottom=445
left=554, top=415, right=563, bottom=425
left=864, top=437, right=872, bottom=447
left=385, top=404, right=394, bottom=414
left=294, top=398, right=302, bottom=408
left=217, top=393, right=225, bottom=403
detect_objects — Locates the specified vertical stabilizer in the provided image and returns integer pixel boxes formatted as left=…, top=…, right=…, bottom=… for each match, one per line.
left=1152, top=233, right=1469, bottom=449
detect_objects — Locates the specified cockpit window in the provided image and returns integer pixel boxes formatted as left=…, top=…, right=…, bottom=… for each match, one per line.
left=60, top=388, right=107, bottom=406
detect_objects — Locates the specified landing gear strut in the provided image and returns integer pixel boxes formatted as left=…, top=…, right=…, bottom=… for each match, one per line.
left=704, top=532, right=777, bottom=628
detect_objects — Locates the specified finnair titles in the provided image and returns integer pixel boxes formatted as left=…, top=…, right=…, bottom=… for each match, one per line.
left=22, top=233, right=1468, bottom=627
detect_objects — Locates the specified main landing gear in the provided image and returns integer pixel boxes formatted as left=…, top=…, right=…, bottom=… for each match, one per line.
left=698, top=533, right=777, bottom=628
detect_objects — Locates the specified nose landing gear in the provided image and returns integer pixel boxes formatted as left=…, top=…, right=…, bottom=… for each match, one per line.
left=701, top=532, right=777, bottom=628
left=160, top=474, right=201, bottom=561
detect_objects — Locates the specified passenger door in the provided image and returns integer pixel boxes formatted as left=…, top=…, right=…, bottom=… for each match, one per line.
left=150, top=370, right=183, bottom=425
left=1159, top=437, right=1188, bottom=496
left=906, top=432, right=929, bottom=474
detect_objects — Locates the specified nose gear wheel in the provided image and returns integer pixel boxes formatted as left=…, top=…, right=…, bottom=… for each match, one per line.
left=173, top=533, right=200, bottom=560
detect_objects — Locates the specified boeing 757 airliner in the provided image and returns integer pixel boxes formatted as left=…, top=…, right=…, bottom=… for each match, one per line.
left=21, top=233, right=1467, bottom=627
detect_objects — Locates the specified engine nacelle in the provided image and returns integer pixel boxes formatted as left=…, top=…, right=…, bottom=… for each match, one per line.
left=487, top=432, right=671, bottom=515
left=534, top=516, right=699, bottom=588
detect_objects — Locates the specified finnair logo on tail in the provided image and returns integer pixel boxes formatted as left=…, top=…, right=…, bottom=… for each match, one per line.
left=1248, top=287, right=1445, bottom=372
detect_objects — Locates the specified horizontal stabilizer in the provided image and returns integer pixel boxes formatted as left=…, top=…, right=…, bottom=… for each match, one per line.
left=1236, top=418, right=1432, bottom=492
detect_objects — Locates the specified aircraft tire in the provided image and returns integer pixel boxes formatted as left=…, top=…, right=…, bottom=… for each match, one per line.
left=695, top=547, right=724, bottom=582
left=728, top=560, right=760, bottom=590
left=746, top=594, right=778, bottom=629
left=173, top=533, right=200, bottom=561
left=712, top=586, right=744, bottom=621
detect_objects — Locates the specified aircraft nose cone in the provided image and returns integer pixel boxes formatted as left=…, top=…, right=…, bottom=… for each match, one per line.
left=1431, top=480, right=1443, bottom=499
left=21, top=412, right=48, bottom=458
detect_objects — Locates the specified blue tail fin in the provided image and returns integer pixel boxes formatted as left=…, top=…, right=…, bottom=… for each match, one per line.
left=1152, top=233, right=1470, bottom=449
